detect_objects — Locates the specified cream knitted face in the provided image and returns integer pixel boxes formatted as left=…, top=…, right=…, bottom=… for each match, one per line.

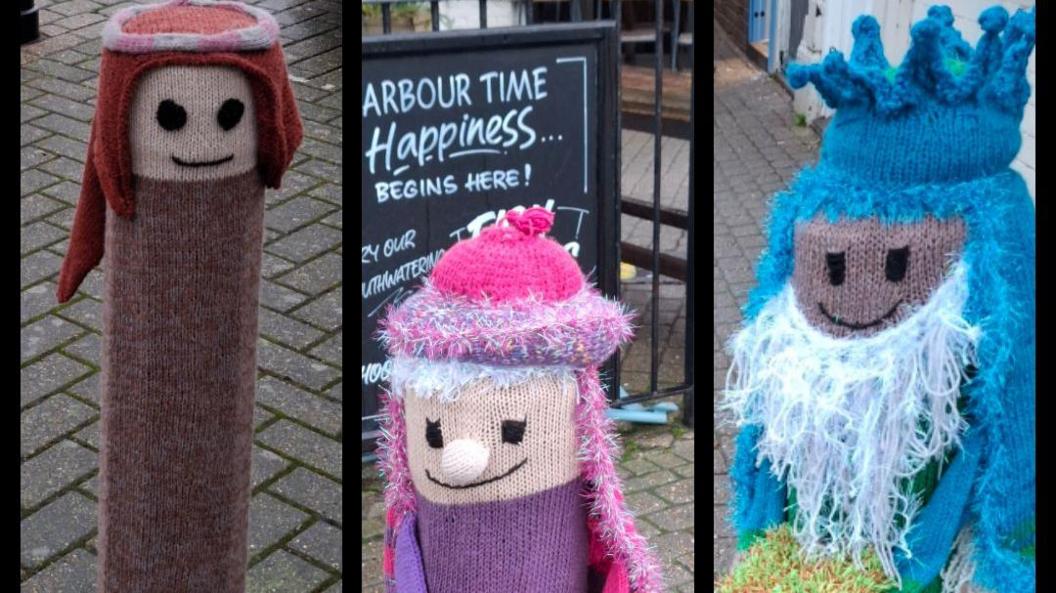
left=129, top=65, right=258, bottom=181
left=404, top=372, right=580, bottom=505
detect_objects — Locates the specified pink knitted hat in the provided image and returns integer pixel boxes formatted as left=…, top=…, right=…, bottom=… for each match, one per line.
left=431, top=207, right=584, bottom=302
left=379, top=206, right=633, bottom=368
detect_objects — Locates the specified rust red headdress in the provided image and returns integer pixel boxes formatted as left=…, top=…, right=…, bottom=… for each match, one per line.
left=56, top=0, right=303, bottom=303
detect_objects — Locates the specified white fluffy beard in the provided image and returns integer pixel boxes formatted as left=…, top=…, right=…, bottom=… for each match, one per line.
left=723, top=261, right=980, bottom=585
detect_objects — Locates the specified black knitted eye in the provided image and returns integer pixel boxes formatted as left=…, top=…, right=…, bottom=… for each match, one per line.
left=217, top=98, right=245, bottom=131
left=425, top=418, right=443, bottom=449
left=156, top=100, right=187, bottom=131
left=501, top=420, right=527, bottom=445
left=885, top=246, right=910, bottom=282
left=825, top=252, right=846, bottom=286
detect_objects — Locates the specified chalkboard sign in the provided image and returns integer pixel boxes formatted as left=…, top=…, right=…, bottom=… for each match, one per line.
left=362, top=23, right=621, bottom=439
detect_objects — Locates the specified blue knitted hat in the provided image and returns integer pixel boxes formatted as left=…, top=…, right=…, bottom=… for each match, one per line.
left=787, top=5, right=1035, bottom=186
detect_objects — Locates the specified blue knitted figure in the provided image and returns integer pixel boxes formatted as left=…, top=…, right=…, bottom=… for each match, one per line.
left=723, top=5, right=1035, bottom=593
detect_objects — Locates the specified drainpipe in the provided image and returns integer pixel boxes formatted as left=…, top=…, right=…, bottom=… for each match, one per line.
left=20, top=0, right=39, bottom=45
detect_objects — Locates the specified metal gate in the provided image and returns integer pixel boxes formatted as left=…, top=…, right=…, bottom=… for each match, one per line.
left=361, top=0, right=696, bottom=443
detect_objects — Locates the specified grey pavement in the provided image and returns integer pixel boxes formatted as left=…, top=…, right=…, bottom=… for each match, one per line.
left=711, top=19, right=821, bottom=584
left=21, top=1, right=343, bottom=591
left=359, top=50, right=696, bottom=593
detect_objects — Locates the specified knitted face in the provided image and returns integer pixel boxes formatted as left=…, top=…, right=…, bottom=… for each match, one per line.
left=129, top=65, right=258, bottom=181
left=792, top=217, right=966, bottom=337
left=403, top=373, right=580, bottom=505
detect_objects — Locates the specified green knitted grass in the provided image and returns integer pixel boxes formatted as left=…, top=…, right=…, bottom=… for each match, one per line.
left=716, top=525, right=897, bottom=593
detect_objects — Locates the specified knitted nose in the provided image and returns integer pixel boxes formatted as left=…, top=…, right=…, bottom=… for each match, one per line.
left=440, top=439, right=490, bottom=486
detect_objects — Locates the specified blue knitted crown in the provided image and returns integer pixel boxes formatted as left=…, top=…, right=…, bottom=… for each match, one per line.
left=787, top=5, right=1035, bottom=185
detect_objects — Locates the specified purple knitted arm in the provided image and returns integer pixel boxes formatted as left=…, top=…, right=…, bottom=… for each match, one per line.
left=394, top=513, right=428, bottom=593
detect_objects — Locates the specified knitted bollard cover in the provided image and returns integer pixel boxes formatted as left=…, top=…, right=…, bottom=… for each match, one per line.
left=55, top=1, right=302, bottom=591
left=722, top=5, right=1035, bottom=593
left=376, top=207, right=664, bottom=593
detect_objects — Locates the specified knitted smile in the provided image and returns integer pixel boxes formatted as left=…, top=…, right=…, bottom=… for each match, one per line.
left=818, top=299, right=903, bottom=330
left=724, top=261, right=980, bottom=586
left=425, top=458, right=528, bottom=490
left=172, top=154, right=234, bottom=167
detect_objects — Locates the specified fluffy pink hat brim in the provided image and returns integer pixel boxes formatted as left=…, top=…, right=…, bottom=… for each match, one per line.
left=378, top=280, right=635, bottom=368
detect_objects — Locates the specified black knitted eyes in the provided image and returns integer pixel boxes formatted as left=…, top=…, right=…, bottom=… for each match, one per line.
left=825, top=248, right=909, bottom=285
left=425, top=418, right=443, bottom=449
left=501, top=420, right=527, bottom=445
left=424, top=418, right=526, bottom=447
left=156, top=99, right=244, bottom=132
left=156, top=100, right=187, bottom=131
left=885, top=246, right=910, bottom=282
left=218, top=99, right=245, bottom=131
left=825, top=252, right=846, bottom=286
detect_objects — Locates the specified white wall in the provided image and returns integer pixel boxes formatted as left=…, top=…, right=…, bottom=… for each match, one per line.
left=439, top=0, right=523, bottom=30
left=791, top=0, right=1036, bottom=198
left=791, top=0, right=874, bottom=123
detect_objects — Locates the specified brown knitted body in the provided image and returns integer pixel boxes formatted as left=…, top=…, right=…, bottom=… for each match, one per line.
left=98, top=170, right=264, bottom=592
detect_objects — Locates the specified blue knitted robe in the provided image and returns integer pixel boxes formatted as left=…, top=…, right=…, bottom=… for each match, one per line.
left=728, top=6, right=1035, bottom=593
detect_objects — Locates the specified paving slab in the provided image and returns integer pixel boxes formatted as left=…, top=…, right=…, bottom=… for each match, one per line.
left=20, top=492, right=96, bottom=569
left=711, top=18, right=821, bottom=583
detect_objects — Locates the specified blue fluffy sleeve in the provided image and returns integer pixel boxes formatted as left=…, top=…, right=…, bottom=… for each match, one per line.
left=730, top=424, right=787, bottom=549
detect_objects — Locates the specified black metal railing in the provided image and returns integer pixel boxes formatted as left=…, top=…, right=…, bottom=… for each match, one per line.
left=361, top=0, right=695, bottom=433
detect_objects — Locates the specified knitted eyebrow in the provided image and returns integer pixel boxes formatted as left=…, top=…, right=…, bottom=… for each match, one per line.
left=885, top=246, right=910, bottom=282
left=825, top=252, right=846, bottom=286
left=425, top=418, right=443, bottom=448
left=501, top=419, right=527, bottom=444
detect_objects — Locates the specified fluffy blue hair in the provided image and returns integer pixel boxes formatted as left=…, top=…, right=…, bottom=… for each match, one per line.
left=729, top=5, right=1035, bottom=592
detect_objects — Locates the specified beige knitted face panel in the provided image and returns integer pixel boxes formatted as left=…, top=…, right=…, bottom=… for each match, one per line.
left=793, top=216, right=966, bottom=337
left=130, top=65, right=258, bottom=181
left=404, top=373, right=580, bottom=505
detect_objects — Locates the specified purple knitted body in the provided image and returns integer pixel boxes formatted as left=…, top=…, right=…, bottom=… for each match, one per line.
left=415, top=478, right=589, bottom=593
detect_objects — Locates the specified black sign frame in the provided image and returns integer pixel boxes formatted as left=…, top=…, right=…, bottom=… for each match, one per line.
left=361, top=22, right=622, bottom=445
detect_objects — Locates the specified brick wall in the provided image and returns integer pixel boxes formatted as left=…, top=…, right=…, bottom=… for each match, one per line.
left=714, top=0, right=749, bottom=49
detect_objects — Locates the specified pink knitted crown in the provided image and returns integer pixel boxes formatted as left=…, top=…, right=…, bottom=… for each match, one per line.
left=431, top=207, right=584, bottom=302
left=379, top=206, right=634, bottom=368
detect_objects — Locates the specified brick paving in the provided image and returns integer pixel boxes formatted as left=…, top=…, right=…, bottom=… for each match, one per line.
left=711, top=19, right=821, bottom=583
left=20, top=1, right=343, bottom=591
left=357, top=51, right=696, bottom=593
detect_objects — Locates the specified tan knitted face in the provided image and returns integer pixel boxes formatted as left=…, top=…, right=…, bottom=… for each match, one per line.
left=129, top=66, right=257, bottom=181
left=404, top=374, right=580, bottom=505
left=792, top=216, right=966, bottom=337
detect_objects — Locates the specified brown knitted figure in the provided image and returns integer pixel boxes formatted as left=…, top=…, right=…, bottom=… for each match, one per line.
left=55, top=2, right=302, bottom=591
